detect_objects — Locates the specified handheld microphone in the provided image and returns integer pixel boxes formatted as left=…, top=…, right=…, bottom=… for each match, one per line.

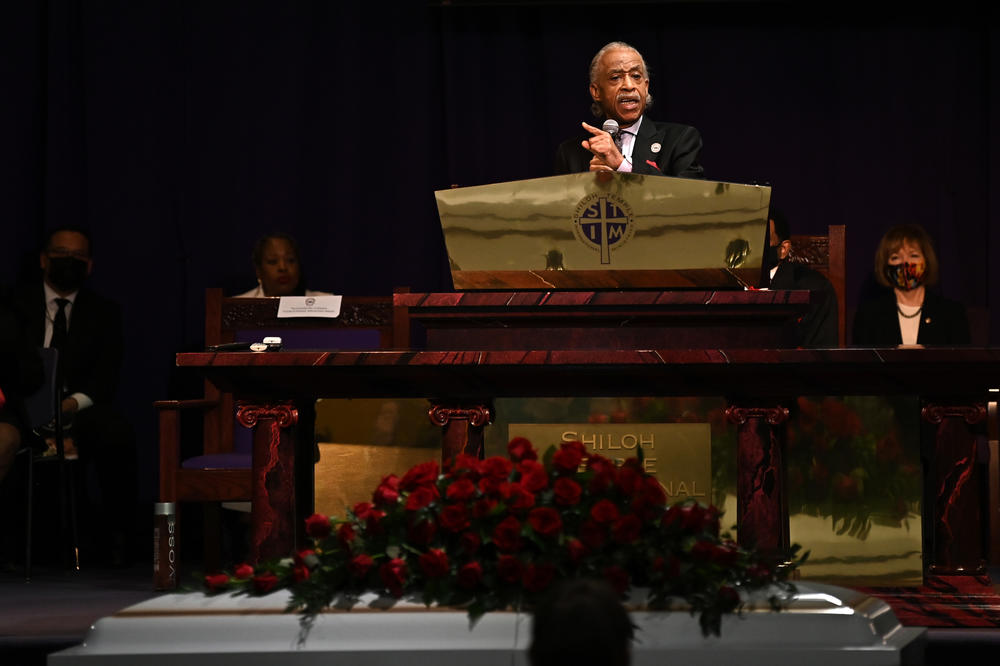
left=601, top=118, right=620, bottom=138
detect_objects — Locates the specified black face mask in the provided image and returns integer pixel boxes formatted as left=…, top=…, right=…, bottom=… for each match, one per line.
left=46, top=257, right=88, bottom=292
left=764, top=244, right=781, bottom=270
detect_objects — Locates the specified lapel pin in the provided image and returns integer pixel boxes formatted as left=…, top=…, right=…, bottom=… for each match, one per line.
left=924, top=317, right=931, bottom=324
left=650, top=142, right=662, bottom=153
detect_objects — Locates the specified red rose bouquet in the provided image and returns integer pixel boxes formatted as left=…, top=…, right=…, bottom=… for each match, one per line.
left=207, top=438, right=800, bottom=636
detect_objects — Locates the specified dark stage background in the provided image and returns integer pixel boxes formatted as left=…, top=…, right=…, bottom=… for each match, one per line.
left=1, top=1, right=997, bottom=505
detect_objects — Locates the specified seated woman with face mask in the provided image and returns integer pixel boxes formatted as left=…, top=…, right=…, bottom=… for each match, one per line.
left=235, top=232, right=329, bottom=298
left=852, top=224, right=970, bottom=347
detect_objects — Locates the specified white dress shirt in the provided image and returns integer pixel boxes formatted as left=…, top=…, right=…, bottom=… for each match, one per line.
left=615, top=115, right=643, bottom=173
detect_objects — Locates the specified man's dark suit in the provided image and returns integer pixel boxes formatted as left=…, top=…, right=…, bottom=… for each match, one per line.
left=768, top=261, right=839, bottom=348
left=13, top=284, right=123, bottom=406
left=11, top=282, right=136, bottom=564
left=554, top=118, right=704, bottom=178
left=852, top=291, right=970, bottom=346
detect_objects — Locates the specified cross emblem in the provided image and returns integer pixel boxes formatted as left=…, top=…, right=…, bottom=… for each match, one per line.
left=578, top=196, right=629, bottom=264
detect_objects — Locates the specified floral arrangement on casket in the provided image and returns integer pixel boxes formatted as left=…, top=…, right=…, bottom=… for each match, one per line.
left=205, top=438, right=802, bottom=636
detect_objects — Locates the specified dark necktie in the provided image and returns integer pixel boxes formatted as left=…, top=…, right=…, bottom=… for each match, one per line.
left=51, top=298, right=70, bottom=351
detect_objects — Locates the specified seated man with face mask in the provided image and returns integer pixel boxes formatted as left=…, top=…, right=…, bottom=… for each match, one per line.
left=10, top=227, right=138, bottom=567
left=765, top=211, right=839, bottom=348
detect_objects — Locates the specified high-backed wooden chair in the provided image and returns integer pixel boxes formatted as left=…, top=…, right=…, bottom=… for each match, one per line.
left=787, top=225, right=847, bottom=346
left=155, top=289, right=399, bottom=579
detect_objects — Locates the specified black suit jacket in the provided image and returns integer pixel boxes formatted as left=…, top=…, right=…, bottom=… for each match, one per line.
left=554, top=117, right=704, bottom=178
left=12, top=283, right=124, bottom=406
left=768, top=261, right=839, bottom=348
left=851, top=290, right=970, bottom=347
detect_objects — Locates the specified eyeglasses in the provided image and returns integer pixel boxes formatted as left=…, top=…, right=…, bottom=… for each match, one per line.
left=46, top=248, right=90, bottom=260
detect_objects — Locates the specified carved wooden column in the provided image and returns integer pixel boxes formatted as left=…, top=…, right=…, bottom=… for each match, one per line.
left=725, top=403, right=790, bottom=559
left=921, top=401, right=988, bottom=575
left=428, top=402, right=493, bottom=462
left=237, top=401, right=298, bottom=563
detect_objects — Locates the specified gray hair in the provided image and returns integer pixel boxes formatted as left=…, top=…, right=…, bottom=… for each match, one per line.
left=588, top=41, right=654, bottom=118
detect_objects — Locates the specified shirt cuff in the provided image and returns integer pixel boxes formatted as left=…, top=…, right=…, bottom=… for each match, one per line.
left=616, top=157, right=633, bottom=173
left=70, top=392, right=93, bottom=411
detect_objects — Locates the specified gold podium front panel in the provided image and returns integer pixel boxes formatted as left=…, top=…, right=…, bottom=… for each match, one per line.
left=435, top=173, right=771, bottom=289
left=507, top=422, right=711, bottom=504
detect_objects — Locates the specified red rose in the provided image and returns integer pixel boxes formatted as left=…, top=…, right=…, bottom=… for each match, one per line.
left=373, top=474, right=401, bottom=506
left=294, top=549, right=318, bottom=567
left=457, top=561, right=483, bottom=590
left=352, top=501, right=375, bottom=518
left=405, top=485, right=439, bottom=511
left=567, top=538, right=588, bottom=564
left=292, top=564, right=310, bottom=583
left=717, top=585, right=741, bottom=611
left=407, top=517, right=437, bottom=546
left=638, top=476, right=667, bottom=509
left=587, top=454, right=617, bottom=492
left=337, top=522, right=356, bottom=545
left=445, top=478, right=477, bottom=502
left=603, top=565, right=629, bottom=595
left=448, top=453, right=481, bottom=479
left=518, top=460, right=549, bottom=492
left=617, top=465, right=642, bottom=496
left=204, top=573, right=230, bottom=591
left=691, top=539, right=715, bottom=562
left=552, top=477, right=582, bottom=506
left=522, top=563, right=555, bottom=593
left=349, top=553, right=374, bottom=578
left=419, top=548, right=450, bottom=578
left=579, top=519, right=606, bottom=549
left=400, top=460, right=440, bottom=491
left=496, top=554, right=522, bottom=583
left=474, top=497, right=498, bottom=518
left=552, top=440, right=585, bottom=473
left=234, top=563, right=254, bottom=579
left=460, top=531, right=482, bottom=555
left=252, top=572, right=279, bottom=593
left=662, top=504, right=682, bottom=529
left=611, top=514, right=642, bottom=544
left=507, top=437, right=537, bottom=462
left=439, top=504, right=470, bottom=532
left=380, top=557, right=409, bottom=597
left=478, top=476, right=505, bottom=497
left=710, top=542, right=741, bottom=567
left=590, top=499, right=621, bottom=524
left=492, top=515, right=523, bottom=552
left=503, top=483, right=536, bottom=511
left=679, top=504, right=704, bottom=531
left=479, top=456, right=514, bottom=480
left=304, top=513, right=332, bottom=539
left=352, top=502, right=386, bottom=526
left=527, top=507, right=563, bottom=537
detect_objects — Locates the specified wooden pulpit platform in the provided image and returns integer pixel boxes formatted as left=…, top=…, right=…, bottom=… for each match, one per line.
left=174, top=290, right=1000, bottom=628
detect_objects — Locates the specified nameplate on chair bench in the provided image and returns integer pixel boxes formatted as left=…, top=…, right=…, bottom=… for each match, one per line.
left=276, top=295, right=342, bottom=318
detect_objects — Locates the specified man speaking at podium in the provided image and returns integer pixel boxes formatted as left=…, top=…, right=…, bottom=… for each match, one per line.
left=555, top=41, right=704, bottom=179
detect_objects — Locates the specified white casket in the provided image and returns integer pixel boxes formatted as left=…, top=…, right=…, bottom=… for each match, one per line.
left=49, top=581, right=925, bottom=665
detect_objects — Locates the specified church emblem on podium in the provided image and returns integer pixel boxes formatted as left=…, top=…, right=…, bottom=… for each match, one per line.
left=572, top=193, right=634, bottom=264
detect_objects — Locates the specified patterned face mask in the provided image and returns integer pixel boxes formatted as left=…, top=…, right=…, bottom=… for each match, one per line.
left=885, top=261, right=926, bottom=290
